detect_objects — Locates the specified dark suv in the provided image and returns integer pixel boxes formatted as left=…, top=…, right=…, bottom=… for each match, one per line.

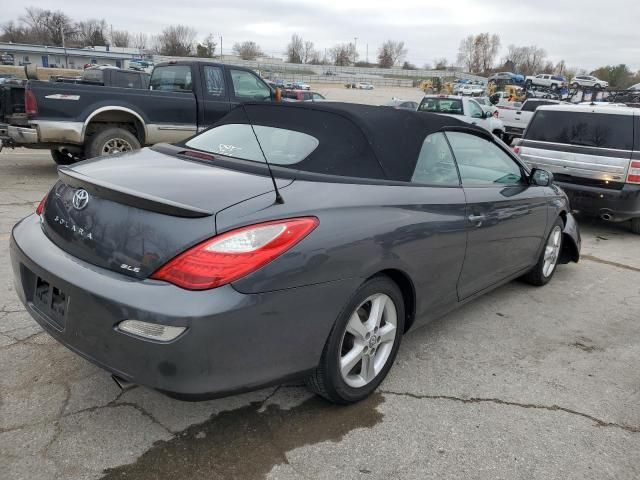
left=518, top=104, right=640, bottom=233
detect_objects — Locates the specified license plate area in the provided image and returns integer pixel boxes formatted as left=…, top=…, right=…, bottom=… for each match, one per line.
left=32, top=276, right=67, bottom=330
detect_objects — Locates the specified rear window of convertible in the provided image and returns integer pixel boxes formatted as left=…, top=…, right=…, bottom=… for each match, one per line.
left=186, top=124, right=319, bottom=165
left=184, top=107, right=387, bottom=179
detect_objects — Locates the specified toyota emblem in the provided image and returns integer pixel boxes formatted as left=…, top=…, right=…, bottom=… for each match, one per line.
left=72, top=189, right=89, bottom=210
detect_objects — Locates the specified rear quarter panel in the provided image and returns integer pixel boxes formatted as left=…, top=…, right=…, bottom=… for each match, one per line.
left=218, top=180, right=469, bottom=323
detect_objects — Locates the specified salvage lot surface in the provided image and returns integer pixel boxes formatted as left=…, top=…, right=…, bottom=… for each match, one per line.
left=1, top=149, right=639, bottom=480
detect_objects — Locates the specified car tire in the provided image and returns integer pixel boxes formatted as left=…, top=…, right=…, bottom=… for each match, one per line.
left=594, top=84, right=601, bottom=90
left=551, top=83, right=558, bottom=90
left=572, top=82, right=579, bottom=89
left=85, top=127, right=141, bottom=159
left=50, top=149, right=75, bottom=166
left=631, top=218, right=640, bottom=235
left=522, top=217, right=564, bottom=286
left=305, top=275, right=405, bottom=404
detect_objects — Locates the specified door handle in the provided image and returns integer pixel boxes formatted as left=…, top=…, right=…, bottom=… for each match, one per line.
left=468, top=214, right=485, bottom=225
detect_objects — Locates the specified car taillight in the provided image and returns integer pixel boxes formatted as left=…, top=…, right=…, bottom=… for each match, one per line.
left=627, top=160, right=640, bottom=184
left=151, top=217, right=319, bottom=290
left=25, top=89, right=38, bottom=116
left=36, top=193, right=48, bottom=216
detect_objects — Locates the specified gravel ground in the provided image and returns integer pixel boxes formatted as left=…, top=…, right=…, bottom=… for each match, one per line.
left=1, top=149, right=639, bottom=480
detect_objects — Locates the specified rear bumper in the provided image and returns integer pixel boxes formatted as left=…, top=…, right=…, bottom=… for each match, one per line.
left=557, top=181, right=640, bottom=222
left=10, top=215, right=359, bottom=399
left=504, top=126, right=524, bottom=136
left=8, top=125, right=38, bottom=144
left=7, top=120, right=84, bottom=145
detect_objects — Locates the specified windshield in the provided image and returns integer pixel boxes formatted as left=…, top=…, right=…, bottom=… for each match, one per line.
left=185, top=124, right=319, bottom=165
left=418, top=98, right=463, bottom=115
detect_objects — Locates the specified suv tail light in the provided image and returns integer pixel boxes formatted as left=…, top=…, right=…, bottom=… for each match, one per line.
left=36, top=193, right=48, bottom=216
left=151, top=217, right=319, bottom=290
left=25, top=89, right=38, bottom=116
left=627, top=160, right=640, bottom=184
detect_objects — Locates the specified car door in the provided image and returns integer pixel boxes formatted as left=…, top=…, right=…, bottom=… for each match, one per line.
left=198, top=65, right=232, bottom=131
left=445, top=130, right=549, bottom=299
left=467, top=99, right=490, bottom=131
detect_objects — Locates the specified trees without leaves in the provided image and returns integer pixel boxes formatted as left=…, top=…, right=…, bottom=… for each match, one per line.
left=503, top=45, right=547, bottom=76
left=286, top=34, right=304, bottom=63
left=331, top=43, right=356, bottom=66
left=457, top=33, right=500, bottom=73
left=232, top=41, right=263, bottom=60
left=377, top=40, right=407, bottom=68
left=154, top=25, right=197, bottom=56
left=111, top=30, right=130, bottom=48
left=196, top=34, right=217, bottom=58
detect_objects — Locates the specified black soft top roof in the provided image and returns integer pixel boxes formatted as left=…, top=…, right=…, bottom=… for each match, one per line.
left=215, top=101, right=481, bottom=182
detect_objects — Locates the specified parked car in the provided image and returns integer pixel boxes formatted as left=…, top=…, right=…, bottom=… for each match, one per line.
left=525, top=74, right=568, bottom=90
left=418, top=95, right=505, bottom=138
left=517, top=104, right=640, bottom=233
left=629, top=83, right=640, bottom=91
left=357, top=82, right=374, bottom=90
left=291, top=81, right=311, bottom=90
left=382, top=99, right=419, bottom=110
left=498, top=98, right=561, bottom=144
left=488, top=72, right=524, bottom=84
left=0, top=73, right=18, bottom=85
left=455, top=84, right=485, bottom=96
left=10, top=102, right=580, bottom=404
left=0, top=61, right=275, bottom=165
left=570, top=75, right=609, bottom=89
left=1, top=53, right=14, bottom=65
left=281, top=89, right=326, bottom=102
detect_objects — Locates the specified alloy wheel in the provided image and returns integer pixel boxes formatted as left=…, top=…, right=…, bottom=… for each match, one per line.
left=338, top=293, right=398, bottom=388
left=543, top=226, right=562, bottom=277
left=101, top=138, right=134, bottom=155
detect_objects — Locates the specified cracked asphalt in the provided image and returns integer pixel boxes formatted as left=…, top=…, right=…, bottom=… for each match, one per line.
left=1, top=149, right=639, bottom=480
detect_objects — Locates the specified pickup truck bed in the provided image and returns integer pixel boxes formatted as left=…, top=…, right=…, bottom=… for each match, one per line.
left=498, top=98, right=561, bottom=143
left=0, top=61, right=275, bottom=164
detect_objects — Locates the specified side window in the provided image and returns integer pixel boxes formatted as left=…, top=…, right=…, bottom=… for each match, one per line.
left=411, top=133, right=459, bottom=186
left=204, top=66, right=225, bottom=97
left=468, top=100, right=483, bottom=119
left=113, top=72, right=142, bottom=89
left=230, top=69, right=271, bottom=100
left=149, top=66, right=192, bottom=92
left=445, top=132, right=524, bottom=186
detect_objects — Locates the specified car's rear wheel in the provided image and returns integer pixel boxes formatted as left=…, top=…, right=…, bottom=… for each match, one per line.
left=522, top=217, right=564, bottom=286
left=85, top=127, right=141, bottom=159
left=306, top=275, right=405, bottom=404
left=594, top=84, right=601, bottom=90
left=630, top=218, right=640, bottom=235
left=572, top=82, right=579, bottom=89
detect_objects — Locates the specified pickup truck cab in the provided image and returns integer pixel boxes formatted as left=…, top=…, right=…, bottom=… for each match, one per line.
left=498, top=98, right=561, bottom=144
left=1, top=61, right=275, bottom=164
left=417, top=95, right=505, bottom=137
left=525, top=74, right=568, bottom=90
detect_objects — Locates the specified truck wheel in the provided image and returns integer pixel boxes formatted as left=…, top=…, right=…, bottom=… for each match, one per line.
left=631, top=218, right=640, bottom=235
left=572, top=82, right=579, bottom=89
left=85, top=127, right=141, bottom=159
left=551, top=83, right=558, bottom=90
left=50, top=149, right=75, bottom=166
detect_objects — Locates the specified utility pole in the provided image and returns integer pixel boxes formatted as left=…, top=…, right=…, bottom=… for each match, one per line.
left=220, top=35, right=223, bottom=61
left=353, top=37, right=358, bottom=64
left=60, top=24, right=68, bottom=68
left=366, top=43, right=368, bottom=64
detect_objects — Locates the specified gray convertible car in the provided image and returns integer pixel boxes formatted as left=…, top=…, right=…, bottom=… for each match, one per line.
left=10, top=102, right=580, bottom=404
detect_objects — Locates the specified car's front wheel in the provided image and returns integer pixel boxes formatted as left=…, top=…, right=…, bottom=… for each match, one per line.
left=522, top=217, right=564, bottom=286
left=630, top=218, right=640, bottom=235
left=306, top=275, right=405, bottom=404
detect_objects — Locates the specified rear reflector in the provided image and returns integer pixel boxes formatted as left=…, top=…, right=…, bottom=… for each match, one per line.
left=118, top=320, right=186, bottom=342
left=513, top=146, right=521, bottom=155
left=151, top=217, right=319, bottom=290
left=627, top=160, right=640, bottom=184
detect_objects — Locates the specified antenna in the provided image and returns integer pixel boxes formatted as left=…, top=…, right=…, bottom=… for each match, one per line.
left=240, top=104, right=284, bottom=204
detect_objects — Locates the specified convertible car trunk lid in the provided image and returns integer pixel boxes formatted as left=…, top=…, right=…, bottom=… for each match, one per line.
left=41, top=147, right=288, bottom=279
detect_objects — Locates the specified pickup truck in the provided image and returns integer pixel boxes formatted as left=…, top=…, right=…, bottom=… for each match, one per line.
left=524, top=74, right=568, bottom=90
left=0, top=61, right=276, bottom=164
left=498, top=98, right=561, bottom=144
left=417, top=95, right=505, bottom=138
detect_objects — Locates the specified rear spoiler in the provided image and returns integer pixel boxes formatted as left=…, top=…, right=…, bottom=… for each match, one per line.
left=58, top=167, right=213, bottom=218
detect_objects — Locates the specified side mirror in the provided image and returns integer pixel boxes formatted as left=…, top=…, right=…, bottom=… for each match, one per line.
left=484, top=110, right=493, bottom=119
left=530, top=168, right=553, bottom=187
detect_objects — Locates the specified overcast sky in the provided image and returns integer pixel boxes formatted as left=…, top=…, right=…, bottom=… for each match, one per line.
left=4, top=0, right=639, bottom=71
